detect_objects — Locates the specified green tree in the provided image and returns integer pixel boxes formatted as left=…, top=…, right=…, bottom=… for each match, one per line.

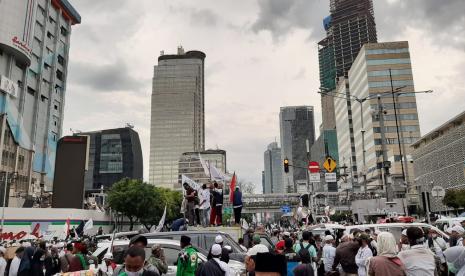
left=108, top=178, right=157, bottom=230
left=443, top=189, right=460, bottom=210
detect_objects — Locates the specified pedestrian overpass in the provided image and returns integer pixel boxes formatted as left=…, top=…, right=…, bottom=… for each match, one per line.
left=223, top=193, right=301, bottom=214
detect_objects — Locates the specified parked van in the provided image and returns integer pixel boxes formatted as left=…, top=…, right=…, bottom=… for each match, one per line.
left=434, top=217, right=465, bottom=232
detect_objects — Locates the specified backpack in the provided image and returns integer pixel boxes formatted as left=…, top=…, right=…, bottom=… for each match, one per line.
left=297, top=242, right=312, bottom=262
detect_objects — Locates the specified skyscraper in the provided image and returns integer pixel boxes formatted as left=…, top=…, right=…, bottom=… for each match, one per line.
left=318, top=0, right=378, bottom=129
left=149, top=47, right=205, bottom=189
left=77, top=127, right=143, bottom=193
left=263, top=142, right=283, bottom=194
left=280, top=106, right=315, bottom=193
left=349, top=41, right=420, bottom=196
left=0, top=0, right=80, bottom=205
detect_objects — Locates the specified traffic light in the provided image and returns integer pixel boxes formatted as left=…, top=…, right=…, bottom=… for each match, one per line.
left=284, top=158, right=289, bottom=173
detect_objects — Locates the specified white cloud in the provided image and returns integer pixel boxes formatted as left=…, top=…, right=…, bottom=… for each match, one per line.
left=63, top=0, right=465, bottom=191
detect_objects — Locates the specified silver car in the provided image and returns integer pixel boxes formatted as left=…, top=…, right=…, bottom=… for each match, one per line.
left=93, top=238, right=245, bottom=276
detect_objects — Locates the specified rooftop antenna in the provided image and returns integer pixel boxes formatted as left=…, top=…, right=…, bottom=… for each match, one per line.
left=160, top=50, right=164, bottom=56
left=126, top=123, right=134, bottom=129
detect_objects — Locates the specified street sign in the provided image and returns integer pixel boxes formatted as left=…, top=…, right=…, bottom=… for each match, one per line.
left=310, top=173, right=320, bottom=182
left=325, top=173, right=337, bottom=182
left=308, top=161, right=320, bottom=173
left=431, top=186, right=446, bottom=199
left=281, top=205, right=291, bottom=213
left=323, top=157, right=337, bottom=173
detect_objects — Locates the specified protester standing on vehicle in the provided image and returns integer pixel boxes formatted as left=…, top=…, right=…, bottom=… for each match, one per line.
left=213, top=182, right=224, bottom=226
left=332, top=234, right=360, bottom=276
left=183, top=182, right=196, bottom=226
left=176, top=235, right=198, bottom=276
left=398, top=227, right=436, bottom=276
left=355, top=233, right=373, bottom=276
left=366, top=232, right=406, bottom=276
left=199, top=184, right=211, bottom=227
left=232, top=186, right=243, bottom=225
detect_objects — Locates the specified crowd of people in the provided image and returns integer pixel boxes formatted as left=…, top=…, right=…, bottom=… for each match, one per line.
left=182, top=181, right=243, bottom=228
left=237, top=222, right=465, bottom=276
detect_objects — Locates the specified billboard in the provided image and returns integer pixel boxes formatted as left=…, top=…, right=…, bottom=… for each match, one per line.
left=52, top=136, right=89, bottom=209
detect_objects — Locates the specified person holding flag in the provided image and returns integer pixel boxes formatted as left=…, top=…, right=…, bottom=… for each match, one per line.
left=230, top=173, right=242, bottom=225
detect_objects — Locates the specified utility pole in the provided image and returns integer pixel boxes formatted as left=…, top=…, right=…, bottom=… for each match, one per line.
left=389, top=69, right=406, bottom=187
left=355, top=98, right=368, bottom=196
left=377, top=95, right=392, bottom=202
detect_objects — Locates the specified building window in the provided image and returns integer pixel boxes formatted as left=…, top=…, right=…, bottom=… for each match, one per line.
left=54, top=104, right=59, bottom=110
left=1, top=151, right=8, bottom=166
left=18, top=155, right=25, bottom=170
left=44, top=62, right=51, bottom=70
left=27, top=86, right=36, bottom=95
left=56, top=70, right=63, bottom=81
left=99, top=134, right=123, bottom=173
left=57, top=55, right=65, bottom=66
left=60, top=26, right=68, bottom=37
left=41, top=95, right=48, bottom=102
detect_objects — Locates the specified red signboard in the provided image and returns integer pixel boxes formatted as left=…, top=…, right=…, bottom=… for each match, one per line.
left=308, top=161, right=320, bottom=173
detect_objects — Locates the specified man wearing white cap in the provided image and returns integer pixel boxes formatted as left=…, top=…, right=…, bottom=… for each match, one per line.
left=197, top=244, right=231, bottom=276
left=448, top=225, right=465, bottom=247
left=207, top=235, right=230, bottom=263
left=245, top=243, right=269, bottom=276
left=0, top=247, right=6, bottom=276
left=323, top=235, right=336, bottom=273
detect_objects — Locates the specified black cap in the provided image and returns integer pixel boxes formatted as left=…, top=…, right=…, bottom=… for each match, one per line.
left=180, top=235, right=191, bottom=244
left=255, top=252, right=286, bottom=274
left=129, top=235, right=148, bottom=247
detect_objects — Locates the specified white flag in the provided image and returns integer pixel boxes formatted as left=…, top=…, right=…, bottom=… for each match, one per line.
left=155, top=205, right=167, bottom=232
left=84, top=219, right=93, bottom=233
left=198, top=153, right=211, bottom=177
left=209, top=164, right=227, bottom=182
left=181, top=174, right=200, bottom=191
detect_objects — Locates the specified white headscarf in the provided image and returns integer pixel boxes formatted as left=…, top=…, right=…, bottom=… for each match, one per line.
left=376, top=232, right=398, bottom=258
left=444, top=246, right=465, bottom=276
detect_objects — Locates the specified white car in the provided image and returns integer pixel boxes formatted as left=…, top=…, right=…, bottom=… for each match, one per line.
left=344, top=222, right=449, bottom=241
left=434, top=217, right=465, bottom=232
left=93, top=239, right=245, bottom=276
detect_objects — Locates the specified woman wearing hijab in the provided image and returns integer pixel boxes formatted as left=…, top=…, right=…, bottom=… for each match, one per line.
left=366, top=232, right=406, bottom=276
left=444, top=246, right=465, bottom=276
left=18, top=247, right=35, bottom=276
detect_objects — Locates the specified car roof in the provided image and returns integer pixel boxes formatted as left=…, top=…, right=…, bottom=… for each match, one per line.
left=142, top=230, right=228, bottom=236
left=436, top=217, right=465, bottom=222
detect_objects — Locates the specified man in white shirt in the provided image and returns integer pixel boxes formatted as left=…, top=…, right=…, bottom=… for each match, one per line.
left=322, top=235, right=336, bottom=273
left=398, top=227, right=436, bottom=276
left=199, top=184, right=211, bottom=227
left=9, top=247, right=23, bottom=276
left=0, top=247, right=7, bottom=276
left=447, top=225, right=465, bottom=247
left=355, top=233, right=372, bottom=276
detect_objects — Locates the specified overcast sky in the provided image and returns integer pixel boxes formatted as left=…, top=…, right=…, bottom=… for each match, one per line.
left=63, top=0, right=465, bottom=191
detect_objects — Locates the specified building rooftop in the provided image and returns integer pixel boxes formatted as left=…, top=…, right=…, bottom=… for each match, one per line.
left=158, top=50, right=206, bottom=62
left=52, top=0, right=81, bottom=24
left=412, top=110, right=465, bottom=148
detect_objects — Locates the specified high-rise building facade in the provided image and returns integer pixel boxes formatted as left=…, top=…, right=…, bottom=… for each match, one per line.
left=0, top=0, right=80, bottom=204
left=349, top=41, right=420, bottom=195
left=178, top=149, right=226, bottom=186
left=263, top=142, right=283, bottom=194
left=412, top=111, right=465, bottom=212
left=78, top=127, right=143, bottom=193
left=334, top=77, right=359, bottom=191
left=318, top=0, right=378, bottom=132
left=280, top=106, right=315, bottom=193
left=149, top=47, right=206, bottom=189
